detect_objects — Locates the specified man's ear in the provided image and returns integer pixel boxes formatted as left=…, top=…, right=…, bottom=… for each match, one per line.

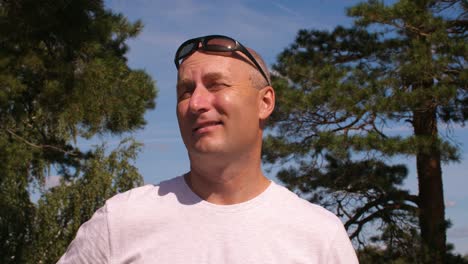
left=258, top=86, right=275, bottom=120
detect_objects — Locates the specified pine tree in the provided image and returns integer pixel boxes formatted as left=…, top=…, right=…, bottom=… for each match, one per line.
left=0, top=0, right=157, bottom=262
left=263, top=1, right=467, bottom=263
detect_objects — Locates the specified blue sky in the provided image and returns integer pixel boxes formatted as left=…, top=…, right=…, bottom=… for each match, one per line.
left=91, top=0, right=468, bottom=254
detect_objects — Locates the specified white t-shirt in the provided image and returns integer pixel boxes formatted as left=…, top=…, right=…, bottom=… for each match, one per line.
left=57, top=175, right=358, bottom=263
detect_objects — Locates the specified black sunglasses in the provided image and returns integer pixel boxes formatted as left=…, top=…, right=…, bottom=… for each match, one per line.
left=174, top=35, right=270, bottom=86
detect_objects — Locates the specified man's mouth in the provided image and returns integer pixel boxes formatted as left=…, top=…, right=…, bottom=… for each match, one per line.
left=193, top=121, right=223, bottom=132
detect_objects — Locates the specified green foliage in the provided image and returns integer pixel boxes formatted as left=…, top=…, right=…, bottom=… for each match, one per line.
left=264, top=0, right=466, bottom=262
left=0, top=134, right=35, bottom=262
left=0, top=0, right=157, bottom=263
left=26, top=140, right=143, bottom=264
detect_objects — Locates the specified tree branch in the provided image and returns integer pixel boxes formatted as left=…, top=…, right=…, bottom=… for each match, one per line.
left=6, top=129, right=79, bottom=156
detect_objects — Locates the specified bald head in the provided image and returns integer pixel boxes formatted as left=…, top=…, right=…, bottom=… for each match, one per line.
left=245, top=47, right=271, bottom=89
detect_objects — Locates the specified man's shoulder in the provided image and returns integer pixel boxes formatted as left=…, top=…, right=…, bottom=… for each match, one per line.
left=267, top=183, right=357, bottom=262
left=271, top=183, right=343, bottom=227
left=105, top=175, right=185, bottom=210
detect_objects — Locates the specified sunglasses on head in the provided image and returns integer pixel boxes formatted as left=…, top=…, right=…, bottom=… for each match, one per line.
left=174, top=35, right=271, bottom=86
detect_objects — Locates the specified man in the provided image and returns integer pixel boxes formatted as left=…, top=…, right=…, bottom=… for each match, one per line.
left=58, top=35, right=358, bottom=263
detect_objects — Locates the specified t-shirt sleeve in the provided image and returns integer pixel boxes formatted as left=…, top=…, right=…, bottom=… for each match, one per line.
left=326, top=224, right=359, bottom=264
left=56, top=205, right=110, bottom=264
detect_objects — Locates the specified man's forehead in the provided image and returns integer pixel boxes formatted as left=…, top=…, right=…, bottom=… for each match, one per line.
left=177, top=72, right=231, bottom=85
left=178, top=50, right=256, bottom=72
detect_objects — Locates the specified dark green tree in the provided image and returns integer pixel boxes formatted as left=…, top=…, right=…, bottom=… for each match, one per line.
left=0, top=0, right=157, bottom=263
left=263, top=0, right=466, bottom=263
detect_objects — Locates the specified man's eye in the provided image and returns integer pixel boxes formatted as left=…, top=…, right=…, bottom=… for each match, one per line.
left=207, top=82, right=229, bottom=89
left=178, top=93, right=191, bottom=101
left=177, top=89, right=192, bottom=101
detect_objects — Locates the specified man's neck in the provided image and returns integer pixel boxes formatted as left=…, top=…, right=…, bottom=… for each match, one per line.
left=185, top=153, right=270, bottom=205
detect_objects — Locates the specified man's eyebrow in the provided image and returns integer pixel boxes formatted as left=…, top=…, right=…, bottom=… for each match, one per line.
left=177, top=79, right=195, bottom=91
left=176, top=72, right=230, bottom=91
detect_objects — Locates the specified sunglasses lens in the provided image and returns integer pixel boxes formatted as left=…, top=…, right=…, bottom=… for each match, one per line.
left=205, top=37, right=236, bottom=51
left=178, top=41, right=197, bottom=59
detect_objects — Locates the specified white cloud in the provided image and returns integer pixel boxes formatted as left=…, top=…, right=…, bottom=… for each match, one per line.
left=272, top=2, right=302, bottom=18
left=109, top=0, right=307, bottom=51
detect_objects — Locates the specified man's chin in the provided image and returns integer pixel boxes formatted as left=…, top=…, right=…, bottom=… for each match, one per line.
left=191, top=146, right=223, bottom=154
left=189, top=141, right=227, bottom=155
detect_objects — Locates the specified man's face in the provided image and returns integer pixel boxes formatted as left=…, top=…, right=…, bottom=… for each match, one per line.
left=176, top=51, right=265, bottom=157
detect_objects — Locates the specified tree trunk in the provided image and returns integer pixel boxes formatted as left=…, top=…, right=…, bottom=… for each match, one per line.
left=413, top=106, right=446, bottom=264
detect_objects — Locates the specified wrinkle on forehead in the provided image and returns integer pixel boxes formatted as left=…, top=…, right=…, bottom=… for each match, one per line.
left=177, top=72, right=232, bottom=89
left=179, top=50, right=257, bottom=72
left=177, top=64, right=234, bottom=84
left=177, top=51, right=258, bottom=90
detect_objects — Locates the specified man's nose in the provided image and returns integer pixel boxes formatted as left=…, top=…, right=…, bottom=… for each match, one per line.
left=188, top=84, right=212, bottom=114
